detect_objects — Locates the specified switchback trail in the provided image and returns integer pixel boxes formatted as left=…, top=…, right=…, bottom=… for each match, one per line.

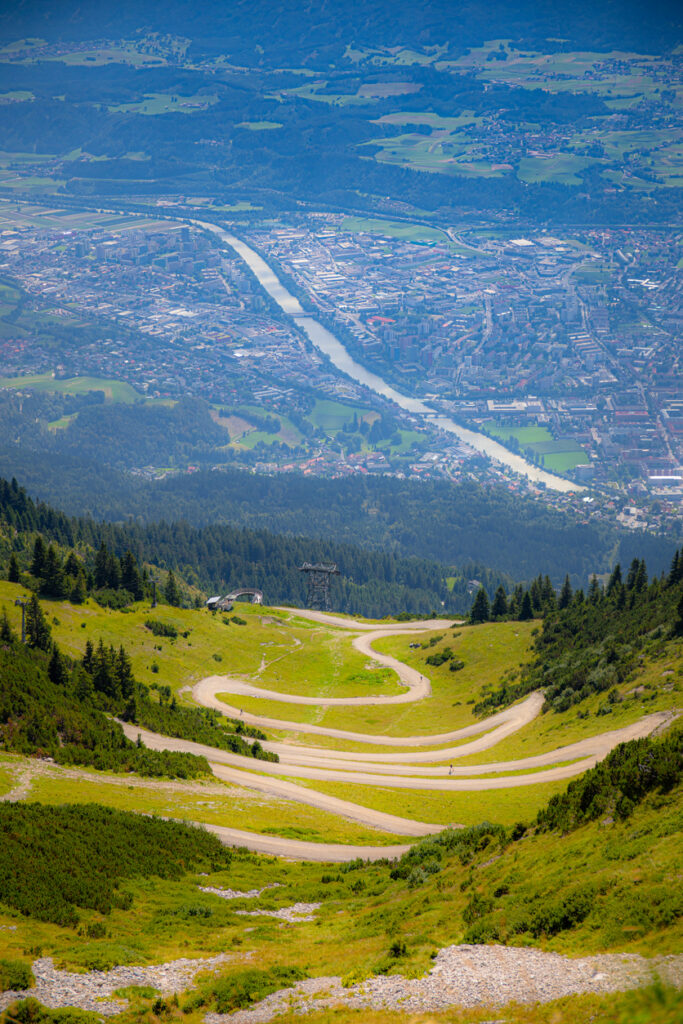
left=121, top=608, right=676, bottom=860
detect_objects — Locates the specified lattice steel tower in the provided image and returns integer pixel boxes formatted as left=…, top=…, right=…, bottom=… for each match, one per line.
left=299, top=562, right=340, bottom=611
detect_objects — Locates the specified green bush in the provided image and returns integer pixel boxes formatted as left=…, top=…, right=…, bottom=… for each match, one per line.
left=0, top=803, right=231, bottom=928
left=0, top=960, right=34, bottom=993
left=186, top=967, right=307, bottom=1013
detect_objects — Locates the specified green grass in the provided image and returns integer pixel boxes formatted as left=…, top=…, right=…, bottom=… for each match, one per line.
left=290, top=777, right=570, bottom=826
left=220, top=622, right=535, bottom=739
left=0, top=764, right=15, bottom=796
left=0, top=373, right=141, bottom=402
left=0, top=585, right=400, bottom=701
left=517, top=154, right=595, bottom=186
left=309, top=398, right=377, bottom=431
left=340, top=217, right=449, bottom=244
left=108, top=92, right=218, bottom=116
left=26, top=767, right=405, bottom=846
left=484, top=422, right=588, bottom=472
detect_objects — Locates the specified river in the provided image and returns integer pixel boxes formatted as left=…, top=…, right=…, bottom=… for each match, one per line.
left=197, top=221, right=583, bottom=494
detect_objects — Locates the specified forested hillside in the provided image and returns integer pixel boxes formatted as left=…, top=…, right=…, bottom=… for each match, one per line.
left=1, top=476, right=495, bottom=616
left=1, top=456, right=676, bottom=587
left=475, top=551, right=683, bottom=716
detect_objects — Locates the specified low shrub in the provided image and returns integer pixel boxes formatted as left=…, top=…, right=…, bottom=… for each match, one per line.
left=0, top=960, right=34, bottom=993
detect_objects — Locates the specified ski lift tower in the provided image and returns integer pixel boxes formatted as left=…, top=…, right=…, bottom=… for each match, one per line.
left=299, top=562, right=340, bottom=611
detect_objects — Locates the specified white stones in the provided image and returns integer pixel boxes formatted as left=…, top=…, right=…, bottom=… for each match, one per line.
left=234, top=902, right=321, bottom=923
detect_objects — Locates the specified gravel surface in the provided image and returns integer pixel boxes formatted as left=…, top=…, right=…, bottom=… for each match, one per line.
left=207, top=944, right=683, bottom=1022
left=199, top=883, right=281, bottom=900
left=234, top=902, right=321, bottom=922
left=0, top=953, right=240, bottom=1017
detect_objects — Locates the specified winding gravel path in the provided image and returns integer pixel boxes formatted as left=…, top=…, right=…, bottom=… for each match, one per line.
left=120, top=607, right=677, bottom=860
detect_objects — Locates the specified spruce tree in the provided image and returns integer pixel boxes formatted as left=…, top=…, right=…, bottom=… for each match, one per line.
left=491, top=586, right=508, bottom=619
left=165, top=570, right=181, bottom=607
left=8, top=553, right=20, bottom=583
left=25, top=594, right=51, bottom=651
left=0, top=607, right=16, bottom=643
left=558, top=575, right=573, bottom=609
left=607, top=563, right=622, bottom=597
left=470, top=587, right=490, bottom=624
left=31, top=535, right=47, bottom=578
left=518, top=591, right=533, bottom=621
left=48, top=644, right=67, bottom=687
left=94, top=543, right=109, bottom=590
left=70, top=571, right=87, bottom=605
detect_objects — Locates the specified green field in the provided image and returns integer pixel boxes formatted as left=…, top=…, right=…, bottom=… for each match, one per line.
left=484, top=422, right=589, bottom=472
left=0, top=372, right=141, bottom=402
left=109, top=92, right=218, bottom=116
left=340, top=217, right=449, bottom=244
left=292, top=777, right=569, bottom=827
left=27, top=767, right=404, bottom=846
left=309, top=397, right=377, bottom=431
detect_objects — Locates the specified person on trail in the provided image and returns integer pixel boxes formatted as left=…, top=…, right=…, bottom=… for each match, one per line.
left=448, top=764, right=453, bottom=775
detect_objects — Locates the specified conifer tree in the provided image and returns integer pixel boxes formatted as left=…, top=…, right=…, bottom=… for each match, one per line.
left=607, top=563, right=622, bottom=597
left=94, top=542, right=109, bottom=590
left=48, top=644, right=67, bottom=687
left=470, top=587, right=490, bottom=623
left=165, top=570, right=181, bottom=607
left=8, top=553, right=20, bottom=583
left=0, top=607, right=15, bottom=643
left=518, top=591, right=533, bottom=620
left=558, top=575, right=573, bottom=609
left=70, top=571, right=87, bottom=604
left=31, top=535, right=46, bottom=578
left=491, top=585, right=508, bottom=619
left=25, top=594, right=51, bottom=651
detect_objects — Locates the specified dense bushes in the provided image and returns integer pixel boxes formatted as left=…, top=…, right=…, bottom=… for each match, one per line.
left=536, top=729, right=683, bottom=832
left=0, top=960, right=34, bottom=993
left=475, top=556, right=683, bottom=716
left=0, top=641, right=210, bottom=779
left=0, top=803, right=231, bottom=928
left=184, top=966, right=307, bottom=1014
left=131, top=698, right=279, bottom=763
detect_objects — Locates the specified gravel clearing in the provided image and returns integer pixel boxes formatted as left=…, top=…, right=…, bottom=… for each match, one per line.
left=199, top=883, right=282, bottom=900
left=234, top=902, right=321, bottom=922
left=207, top=944, right=683, bottom=1022
left=0, top=953, right=241, bottom=1017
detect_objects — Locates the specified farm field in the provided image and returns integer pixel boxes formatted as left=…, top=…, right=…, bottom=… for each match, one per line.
left=484, top=422, right=589, bottom=472
left=0, top=372, right=142, bottom=402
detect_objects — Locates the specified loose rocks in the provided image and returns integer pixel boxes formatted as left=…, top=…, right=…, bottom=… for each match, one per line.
left=0, top=953, right=239, bottom=1017
left=208, top=944, right=683, bottom=1022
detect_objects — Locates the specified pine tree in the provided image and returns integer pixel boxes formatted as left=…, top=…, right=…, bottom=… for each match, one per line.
left=558, top=575, right=572, bottom=609
left=48, top=644, right=67, bottom=687
left=634, top=560, right=648, bottom=593
left=607, top=563, right=622, bottom=597
left=626, top=558, right=640, bottom=590
left=518, top=591, right=533, bottom=621
left=43, top=544, right=66, bottom=599
left=165, top=570, right=181, bottom=607
left=491, top=585, right=508, bottom=619
left=0, top=607, right=16, bottom=643
left=470, top=587, right=490, bottom=624
left=588, top=575, right=602, bottom=603
left=82, top=639, right=94, bottom=674
left=25, top=594, right=51, bottom=651
left=70, top=571, right=87, bottom=604
left=115, top=646, right=135, bottom=700
left=675, top=592, right=683, bottom=636
left=31, top=535, right=47, bottom=578
left=94, top=542, right=109, bottom=590
left=542, top=576, right=556, bottom=611
left=121, top=550, right=143, bottom=601
left=8, top=553, right=20, bottom=583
